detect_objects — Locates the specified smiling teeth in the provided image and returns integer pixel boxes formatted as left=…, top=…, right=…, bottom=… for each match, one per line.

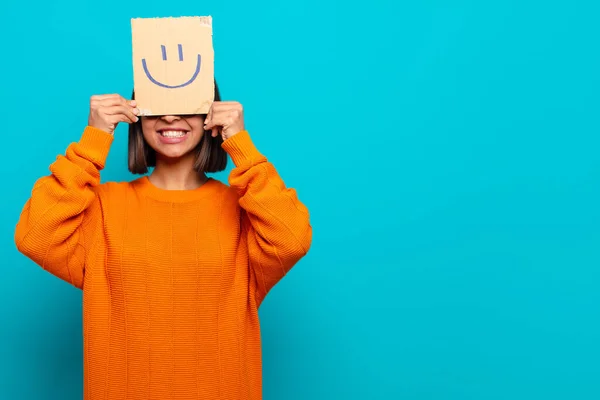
left=161, top=131, right=187, bottom=138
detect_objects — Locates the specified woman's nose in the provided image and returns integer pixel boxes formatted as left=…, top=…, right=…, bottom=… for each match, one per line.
left=160, top=115, right=181, bottom=123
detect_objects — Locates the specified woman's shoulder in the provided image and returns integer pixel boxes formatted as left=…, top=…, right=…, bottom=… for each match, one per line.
left=210, top=178, right=239, bottom=198
left=204, top=178, right=240, bottom=206
left=94, top=179, right=138, bottom=198
left=99, top=177, right=158, bottom=196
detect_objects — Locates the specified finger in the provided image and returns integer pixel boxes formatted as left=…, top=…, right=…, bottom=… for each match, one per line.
left=103, top=105, right=139, bottom=123
left=211, top=102, right=242, bottom=114
left=204, top=116, right=225, bottom=131
left=95, top=96, right=131, bottom=107
left=209, top=108, right=232, bottom=118
left=91, top=93, right=121, bottom=100
left=206, top=103, right=215, bottom=127
left=91, top=95, right=136, bottom=109
left=205, top=119, right=230, bottom=138
left=90, top=94, right=126, bottom=104
left=210, top=106, right=243, bottom=120
left=210, top=103, right=240, bottom=113
left=205, top=121, right=220, bottom=137
left=205, top=101, right=237, bottom=119
left=103, top=104, right=138, bottom=117
left=102, top=103, right=138, bottom=115
left=203, top=122, right=218, bottom=137
left=111, top=114, right=137, bottom=125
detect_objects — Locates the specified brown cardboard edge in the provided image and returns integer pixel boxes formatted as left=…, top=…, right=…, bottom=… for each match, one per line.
left=130, top=15, right=212, bottom=27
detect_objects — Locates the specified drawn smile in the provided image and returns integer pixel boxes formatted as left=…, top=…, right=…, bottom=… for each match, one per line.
left=142, top=44, right=201, bottom=89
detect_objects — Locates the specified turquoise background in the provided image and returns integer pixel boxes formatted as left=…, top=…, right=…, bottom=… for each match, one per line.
left=2, top=0, right=600, bottom=399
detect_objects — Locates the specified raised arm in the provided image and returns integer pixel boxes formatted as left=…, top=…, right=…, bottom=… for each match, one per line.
left=14, top=94, right=138, bottom=288
left=224, top=132, right=312, bottom=304
left=207, top=101, right=312, bottom=304
left=15, top=127, right=112, bottom=288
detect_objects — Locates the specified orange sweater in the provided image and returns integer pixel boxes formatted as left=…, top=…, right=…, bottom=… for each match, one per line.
left=15, top=126, right=312, bottom=400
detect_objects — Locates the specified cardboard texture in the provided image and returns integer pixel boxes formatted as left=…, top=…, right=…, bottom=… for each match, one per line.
left=131, top=16, right=214, bottom=116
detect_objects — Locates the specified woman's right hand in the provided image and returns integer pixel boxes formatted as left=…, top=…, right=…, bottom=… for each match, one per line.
left=88, top=94, right=139, bottom=135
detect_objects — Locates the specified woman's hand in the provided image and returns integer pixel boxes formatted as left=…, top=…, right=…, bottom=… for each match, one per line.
left=88, top=94, right=139, bottom=135
left=204, top=101, right=245, bottom=141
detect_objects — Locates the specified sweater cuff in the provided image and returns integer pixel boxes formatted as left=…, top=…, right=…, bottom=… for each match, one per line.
left=221, top=130, right=263, bottom=166
left=79, top=126, right=114, bottom=167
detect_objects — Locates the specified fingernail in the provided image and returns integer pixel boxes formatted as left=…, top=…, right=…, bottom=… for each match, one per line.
left=130, top=100, right=137, bottom=106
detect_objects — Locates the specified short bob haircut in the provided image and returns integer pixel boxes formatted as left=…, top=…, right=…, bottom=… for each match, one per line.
left=128, top=81, right=227, bottom=175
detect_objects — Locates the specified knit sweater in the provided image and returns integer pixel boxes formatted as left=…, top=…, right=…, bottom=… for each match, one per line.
left=14, top=126, right=312, bottom=400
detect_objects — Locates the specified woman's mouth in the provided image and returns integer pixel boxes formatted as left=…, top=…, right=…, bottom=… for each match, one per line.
left=157, top=129, right=189, bottom=144
left=158, top=130, right=189, bottom=138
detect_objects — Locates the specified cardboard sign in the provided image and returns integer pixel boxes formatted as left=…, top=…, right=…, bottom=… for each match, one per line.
left=131, top=16, right=215, bottom=116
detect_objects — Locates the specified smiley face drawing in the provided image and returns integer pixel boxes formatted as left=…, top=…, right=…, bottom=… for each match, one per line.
left=142, top=44, right=201, bottom=89
left=131, top=16, right=214, bottom=115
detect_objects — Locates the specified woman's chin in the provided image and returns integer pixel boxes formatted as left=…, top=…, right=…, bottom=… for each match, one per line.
left=153, top=145, right=197, bottom=161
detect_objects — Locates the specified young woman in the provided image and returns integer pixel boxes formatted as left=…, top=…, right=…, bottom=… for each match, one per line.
left=14, top=84, right=312, bottom=400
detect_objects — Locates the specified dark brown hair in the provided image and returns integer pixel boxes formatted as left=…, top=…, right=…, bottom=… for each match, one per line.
left=128, top=81, right=227, bottom=174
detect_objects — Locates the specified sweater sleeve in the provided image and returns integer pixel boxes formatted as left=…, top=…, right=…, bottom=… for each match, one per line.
left=222, top=131, right=312, bottom=305
left=14, top=126, right=113, bottom=289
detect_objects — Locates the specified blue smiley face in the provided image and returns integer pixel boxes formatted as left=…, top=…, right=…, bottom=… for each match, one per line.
left=142, top=44, right=201, bottom=89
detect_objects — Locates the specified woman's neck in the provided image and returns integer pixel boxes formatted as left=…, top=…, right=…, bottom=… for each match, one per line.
left=149, top=156, right=208, bottom=191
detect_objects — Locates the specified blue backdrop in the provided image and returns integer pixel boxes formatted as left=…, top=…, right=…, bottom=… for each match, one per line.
left=2, top=1, right=600, bottom=399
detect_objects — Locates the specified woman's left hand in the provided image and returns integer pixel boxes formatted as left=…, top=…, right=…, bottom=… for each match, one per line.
left=204, top=101, right=245, bottom=141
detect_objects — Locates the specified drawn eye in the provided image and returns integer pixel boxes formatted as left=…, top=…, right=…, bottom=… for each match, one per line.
left=161, top=44, right=184, bottom=62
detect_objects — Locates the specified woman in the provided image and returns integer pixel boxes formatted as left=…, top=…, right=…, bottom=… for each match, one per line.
left=14, top=84, right=312, bottom=400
